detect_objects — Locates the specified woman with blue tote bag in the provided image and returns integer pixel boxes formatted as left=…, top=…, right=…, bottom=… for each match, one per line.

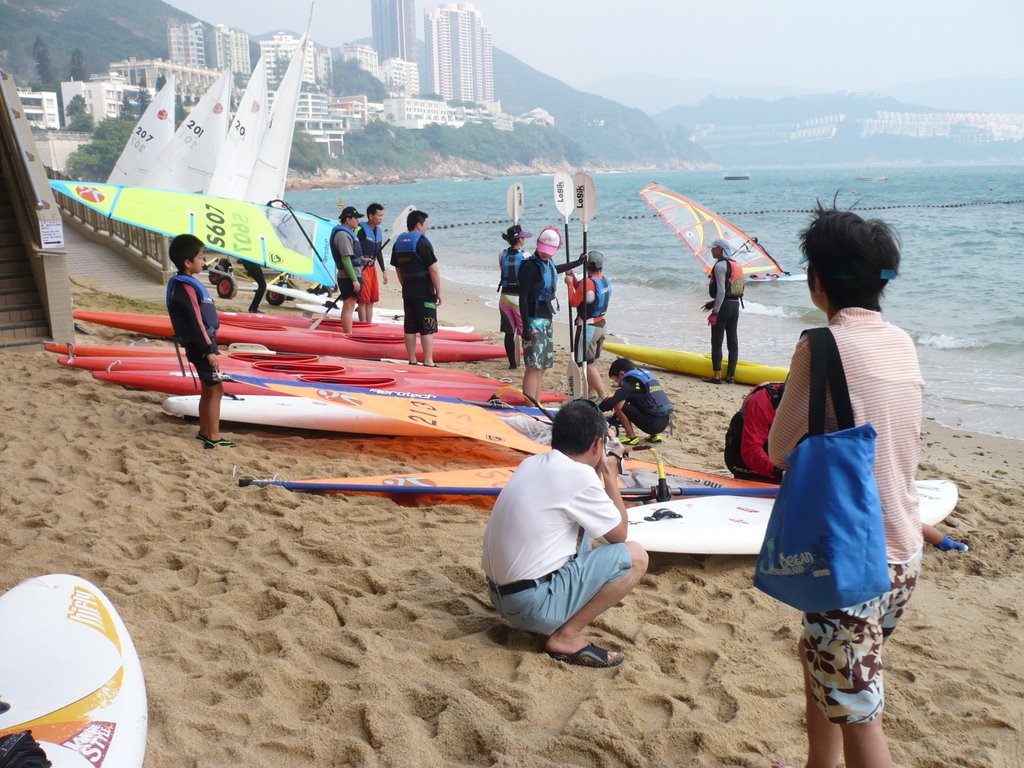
left=765, top=205, right=924, bottom=768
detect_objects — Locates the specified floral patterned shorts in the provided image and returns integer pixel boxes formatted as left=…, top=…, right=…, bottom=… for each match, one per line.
left=802, top=552, right=922, bottom=724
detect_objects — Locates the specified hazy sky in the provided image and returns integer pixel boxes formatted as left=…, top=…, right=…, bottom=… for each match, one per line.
left=163, top=0, right=1023, bottom=93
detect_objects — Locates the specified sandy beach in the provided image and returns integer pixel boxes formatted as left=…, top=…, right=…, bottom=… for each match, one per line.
left=1, top=271, right=1022, bottom=768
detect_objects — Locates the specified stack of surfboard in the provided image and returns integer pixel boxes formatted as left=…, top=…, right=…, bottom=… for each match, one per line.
left=72, top=311, right=505, bottom=364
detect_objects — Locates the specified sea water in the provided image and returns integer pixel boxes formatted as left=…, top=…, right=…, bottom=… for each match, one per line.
left=287, top=164, right=1024, bottom=441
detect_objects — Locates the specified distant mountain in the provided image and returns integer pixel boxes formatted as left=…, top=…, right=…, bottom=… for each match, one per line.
left=879, top=75, right=1024, bottom=114
left=582, top=73, right=808, bottom=115
left=493, top=50, right=698, bottom=166
left=0, top=0, right=195, bottom=82
left=654, top=93, right=1024, bottom=166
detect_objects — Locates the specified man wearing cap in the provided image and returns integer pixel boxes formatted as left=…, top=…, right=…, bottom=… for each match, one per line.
left=497, top=223, right=533, bottom=369
left=518, top=227, right=585, bottom=403
left=330, top=206, right=365, bottom=333
left=356, top=202, right=389, bottom=323
left=390, top=209, right=442, bottom=366
left=701, top=237, right=745, bottom=384
left=565, top=250, right=612, bottom=398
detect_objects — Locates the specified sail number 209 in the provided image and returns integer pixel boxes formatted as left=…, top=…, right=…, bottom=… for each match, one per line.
left=203, top=203, right=252, bottom=254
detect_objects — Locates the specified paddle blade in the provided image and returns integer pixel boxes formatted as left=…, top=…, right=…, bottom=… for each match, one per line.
left=574, top=172, right=597, bottom=228
left=506, top=183, right=524, bottom=224
left=553, top=172, right=574, bottom=222
left=567, top=358, right=584, bottom=400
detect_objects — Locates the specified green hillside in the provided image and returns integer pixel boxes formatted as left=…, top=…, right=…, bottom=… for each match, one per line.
left=0, top=0, right=195, bottom=83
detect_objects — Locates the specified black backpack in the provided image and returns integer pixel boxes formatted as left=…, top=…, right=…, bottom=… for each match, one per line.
left=724, top=382, right=785, bottom=477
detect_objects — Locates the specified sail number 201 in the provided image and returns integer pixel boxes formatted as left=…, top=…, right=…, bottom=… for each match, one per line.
left=203, top=203, right=253, bottom=254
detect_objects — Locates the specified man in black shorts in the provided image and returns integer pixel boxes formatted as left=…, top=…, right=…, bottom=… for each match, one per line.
left=330, top=206, right=365, bottom=333
left=390, top=209, right=442, bottom=366
left=166, top=234, right=235, bottom=448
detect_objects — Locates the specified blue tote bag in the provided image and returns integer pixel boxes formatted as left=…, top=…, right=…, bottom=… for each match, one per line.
left=753, top=328, right=890, bottom=613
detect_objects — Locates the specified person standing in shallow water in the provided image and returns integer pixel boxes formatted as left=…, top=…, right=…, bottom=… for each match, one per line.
left=496, top=223, right=533, bottom=369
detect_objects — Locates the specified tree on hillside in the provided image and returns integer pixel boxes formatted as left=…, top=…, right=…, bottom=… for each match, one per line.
left=332, top=58, right=387, bottom=101
left=290, top=132, right=326, bottom=174
left=33, top=35, right=53, bottom=86
left=65, top=95, right=94, bottom=132
left=67, top=118, right=134, bottom=179
left=69, top=48, right=86, bottom=81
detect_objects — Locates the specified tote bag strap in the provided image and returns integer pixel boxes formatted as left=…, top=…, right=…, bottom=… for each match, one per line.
left=804, top=328, right=856, bottom=435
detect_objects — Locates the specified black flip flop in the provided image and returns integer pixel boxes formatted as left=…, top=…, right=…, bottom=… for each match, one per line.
left=547, top=643, right=624, bottom=668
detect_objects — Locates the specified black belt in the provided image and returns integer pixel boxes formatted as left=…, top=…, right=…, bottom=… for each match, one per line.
left=492, top=571, right=556, bottom=596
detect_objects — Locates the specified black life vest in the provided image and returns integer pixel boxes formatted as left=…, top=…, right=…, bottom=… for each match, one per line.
left=498, top=247, right=525, bottom=292
left=624, top=368, right=673, bottom=416
left=330, top=224, right=365, bottom=275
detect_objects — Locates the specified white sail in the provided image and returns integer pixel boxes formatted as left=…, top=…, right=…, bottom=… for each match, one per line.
left=245, top=34, right=308, bottom=204
left=145, top=69, right=232, bottom=194
left=107, top=75, right=176, bottom=185
left=207, top=57, right=270, bottom=200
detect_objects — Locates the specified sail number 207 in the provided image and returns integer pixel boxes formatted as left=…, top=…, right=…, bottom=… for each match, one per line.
left=204, top=203, right=253, bottom=254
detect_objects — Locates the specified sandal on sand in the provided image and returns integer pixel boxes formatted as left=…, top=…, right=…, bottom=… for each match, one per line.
left=619, top=435, right=641, bottom=446
left=702, top=376, right=723, bottom=384
left=644, top=434, right=663, bottom=443
left=547, top=644, right=624, bottom=668
left=200, top=436, right=237, bottom=448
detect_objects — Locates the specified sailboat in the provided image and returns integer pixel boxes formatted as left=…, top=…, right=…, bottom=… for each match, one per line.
left=107, top=76, right=176, bottom=186
left=144, top=69, right=233, bottom=194
left=245, top=33, right=308, bottom=205
left=207, top=57, right=270, bottom=200
left=639, top=183, right=806, bottom=282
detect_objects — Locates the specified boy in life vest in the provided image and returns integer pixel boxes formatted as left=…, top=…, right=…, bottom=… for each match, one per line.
left=165, top=234, right=235, bottom=448
left=599, top=357, right=674, bottom=445
left=565, top=250, right=612, bottom=398
left=702, top=237, right=744, bottom=384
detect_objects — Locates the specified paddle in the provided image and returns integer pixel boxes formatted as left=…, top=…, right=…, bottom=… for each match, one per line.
left=239, top=476, right=778, bottom=499
left=553, top=172, right=582, bottom=398
left=573, top=172, right=597, bottom=398
left=309, top=204, right=415, bottom=331
left=506, top=183, right=523, bottom=225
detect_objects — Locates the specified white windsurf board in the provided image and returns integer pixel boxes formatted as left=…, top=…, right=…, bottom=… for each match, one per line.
left=0, top=574, right=147, bottom=767
left=627, top=479, right=958, bottom=555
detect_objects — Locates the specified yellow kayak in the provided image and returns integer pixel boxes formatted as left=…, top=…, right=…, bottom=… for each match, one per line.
left=603, top=341, right=789, bottom=386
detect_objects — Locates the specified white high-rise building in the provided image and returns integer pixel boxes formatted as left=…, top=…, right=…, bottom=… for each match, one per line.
left=260, top=33, right=331, bottom=89
left=424, top=3, right=494, bottom=103
left=212, top=25, right=251, bottom=75
left=381, top=58, right=420, bottom=97
left=167, top=21, right=206, bottom=68
left=342, top=44, right=381, bottom=80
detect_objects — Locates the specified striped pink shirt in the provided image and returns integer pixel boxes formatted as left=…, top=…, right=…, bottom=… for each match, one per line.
left=768, top=308, right=924, bottom=562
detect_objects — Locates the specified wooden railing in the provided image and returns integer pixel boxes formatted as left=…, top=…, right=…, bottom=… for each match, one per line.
left=47, top=170, right=173, bottom=282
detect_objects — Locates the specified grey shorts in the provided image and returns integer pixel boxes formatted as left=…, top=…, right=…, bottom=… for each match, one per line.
left=487, top=537, right=632, bottom=636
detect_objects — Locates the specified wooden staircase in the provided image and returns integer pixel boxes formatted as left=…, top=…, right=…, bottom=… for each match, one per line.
left=0, top=170, right=49, bottom=348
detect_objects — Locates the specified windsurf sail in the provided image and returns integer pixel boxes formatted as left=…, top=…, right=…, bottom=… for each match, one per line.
left=145, top=69, right=232, bottom=194
left=48, top=181, right=337, bottom=287
left=639, top=183, right=786, bottom=277
left=107, top=75, right=176, bottom=186
left=246, top=32, right=309, bottom=204
left=207, top=57, right=270, bottom=200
